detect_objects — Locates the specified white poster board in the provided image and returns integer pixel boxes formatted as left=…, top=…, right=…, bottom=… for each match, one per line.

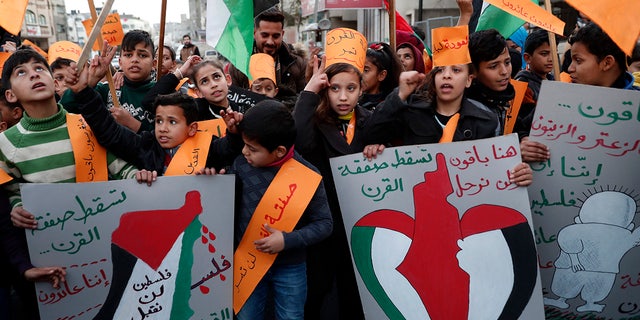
left=529, top=81, right=640, bottom=318
left=330, top=134, right=544, bottom=319
left=23, top=175, right=235, bottom=320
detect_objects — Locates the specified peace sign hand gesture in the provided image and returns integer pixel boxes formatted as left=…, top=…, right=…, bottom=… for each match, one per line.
left=303, top=54, right=329, bottom=94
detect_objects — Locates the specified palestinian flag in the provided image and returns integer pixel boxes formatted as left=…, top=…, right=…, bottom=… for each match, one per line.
left=474, top=0, right=538, bottom=38
left=206, top=0, right=254, bottom=76
left=94, top=191, right=203, bottom=319
left=350, top=154, right=538, bottom=319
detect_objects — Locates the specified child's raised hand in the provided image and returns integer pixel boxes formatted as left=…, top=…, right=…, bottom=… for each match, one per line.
left=456, top=0, right=474, bottom=26
left=178, top=55, right=202, bottom=79
left=305, top=46, right=322, bottom=81
left=510, top=162, right=533, bottom=187
left=110, top=107, right=141, bottom=132
left=254, top=224, right=285, bottom=254
left=220, top=107, right=243, bottom=134
left=88, top=40, right=117, bottom=87
left=398, top=71, right=426, bottom=101
left=65, top=61, right=90, bottom=94
left=303, top=55, right=328, bottom=94
left=136, top=169, right=157, bottom=186
left=1, top=41, right=16, bottom=53
left=363, top=144, right=385, bottom=160
left=195, top=167, right=226, bottom=175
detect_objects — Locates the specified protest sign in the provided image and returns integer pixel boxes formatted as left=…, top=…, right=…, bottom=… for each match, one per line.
left=431, top=25, right=471, bottom=67
left=24, top=175, right=235, bottom=320
left=324, top=28, right=367, bottom=72
left=528, top=81, right=640, bottom=318
left=82, top=13, right=125, bottom=51
left=485, top=0, right=565, bottom=35
left=47, top=41, right=82, bottom=64
left=331, top=134, right=544, bottom=319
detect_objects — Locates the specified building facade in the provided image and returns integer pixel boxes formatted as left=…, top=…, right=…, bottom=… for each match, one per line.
left=22, top=0, right=62, bottom=50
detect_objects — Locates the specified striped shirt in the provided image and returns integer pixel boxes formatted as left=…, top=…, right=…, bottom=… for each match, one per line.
left=0, top=105, right=138, bottom=207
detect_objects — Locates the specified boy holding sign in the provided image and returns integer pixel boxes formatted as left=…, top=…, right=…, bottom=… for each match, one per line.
left=64, top=50, right=243, bottom=177
left=1, top=48, right=138, bottom=228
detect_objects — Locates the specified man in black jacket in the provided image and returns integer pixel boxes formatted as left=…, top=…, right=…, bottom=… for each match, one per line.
left=253, top=8, right=306, bottom=109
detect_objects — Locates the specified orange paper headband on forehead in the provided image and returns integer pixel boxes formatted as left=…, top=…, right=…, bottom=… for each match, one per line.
left=324, top=28, right=367, bottom=72
left=48, top=41, right=82, bottom=64
left=249, top=53, right=277, bottom=85
left=431, top=25, right=471, bottom=67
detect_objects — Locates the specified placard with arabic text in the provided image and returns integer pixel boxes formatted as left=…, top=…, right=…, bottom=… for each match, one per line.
left=23, top=175, right=235, bottom=320
left=330, top=134, right=544, bottom=319
left=529, top=81, right=640, bottom=319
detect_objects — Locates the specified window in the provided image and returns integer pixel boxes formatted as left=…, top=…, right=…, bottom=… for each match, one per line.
left=26, top=10, right=36, bottom=25
left=39, top=14, right=47, bottom=26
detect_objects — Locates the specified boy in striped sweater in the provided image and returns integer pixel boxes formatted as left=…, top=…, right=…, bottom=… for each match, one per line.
left=1, top=48, right=138, bottom=230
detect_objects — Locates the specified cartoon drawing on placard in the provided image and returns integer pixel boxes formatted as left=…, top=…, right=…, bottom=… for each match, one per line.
left=544, top=189, right=640, bottom=313
left=350, top=153, right=538, bottom=319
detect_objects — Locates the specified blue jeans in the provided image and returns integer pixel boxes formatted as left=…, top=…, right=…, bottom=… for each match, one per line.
left=237, top=262, right=307, bottom=320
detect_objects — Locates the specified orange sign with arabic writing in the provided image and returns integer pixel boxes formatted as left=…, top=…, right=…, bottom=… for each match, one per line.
left=485, top=0, right=565, bottom=35
left=21, top=39, right=48, bottom=59
left=565, top=0, right=640, bottom=56
left=0, top=52, right=11, bottom=77
left=233, top=159, right=322, bottom=314
left=0, top=0, right=28, bottom=36
left=324, top=28, right=367, bottom=72
left=82, top=13, right=124, bottom=51
left=47, top=41, right=82, bottom=64
left=504, top=79, right=528, bottom=134
left=432, top=26, right=471, bottom=67
left=66, top=114, right=108, bottom=182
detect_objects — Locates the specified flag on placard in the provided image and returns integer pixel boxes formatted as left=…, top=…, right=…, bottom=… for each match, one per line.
left=206, top=0, right=254, bottom=76
left=475, top=0, right=538, bottom=39
left=0, top=0, right=28, bottom=36
left=565, top=0, right=640, bottom=56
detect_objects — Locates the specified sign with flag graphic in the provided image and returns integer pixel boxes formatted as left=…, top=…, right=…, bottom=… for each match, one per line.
left=24, top=176, right=235, bottom=320
left=330, top=134, right=544, bottom=319
left=206, top=0, right=254, bottom=77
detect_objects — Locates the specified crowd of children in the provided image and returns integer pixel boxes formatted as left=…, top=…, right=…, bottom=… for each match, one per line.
left=0, top=1, right=638, bottom=319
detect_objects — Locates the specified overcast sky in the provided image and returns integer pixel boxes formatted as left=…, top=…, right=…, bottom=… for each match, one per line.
left=64, top=0, right=189, bottom=24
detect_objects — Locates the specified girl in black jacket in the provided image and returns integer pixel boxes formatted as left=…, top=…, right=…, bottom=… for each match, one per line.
left=293, top=57, right=367, bottom=320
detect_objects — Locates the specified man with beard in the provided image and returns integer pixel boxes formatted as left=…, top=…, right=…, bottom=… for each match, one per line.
left=253, top=7, right=306, bottom=109
left=180, top=34, right=201, bottom=61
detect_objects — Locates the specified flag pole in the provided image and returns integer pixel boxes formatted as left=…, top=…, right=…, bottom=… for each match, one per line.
left=389, top=0, right=396, bottom=49
left=87, top=0, right=120, bottom=108
left=544, top=0, right=560, bottom=80
left=157, top=0, right=168, bottom=78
